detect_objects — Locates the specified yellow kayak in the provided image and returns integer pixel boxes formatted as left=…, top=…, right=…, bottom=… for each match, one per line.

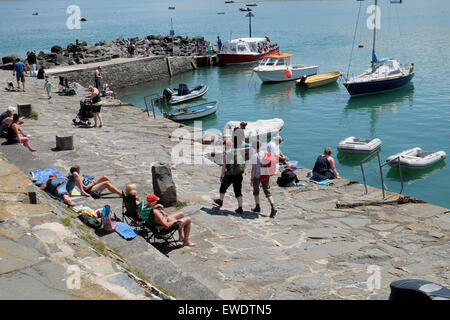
left=296, top=71, right=341, bottom=88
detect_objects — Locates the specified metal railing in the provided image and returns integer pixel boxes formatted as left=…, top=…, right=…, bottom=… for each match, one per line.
left=360, top=150, right=403, bottom=200
left=143, top=93, right=161, bottom=119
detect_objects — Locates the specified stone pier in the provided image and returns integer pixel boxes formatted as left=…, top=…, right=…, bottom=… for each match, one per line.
left=0, top=70, right=448, bottom=300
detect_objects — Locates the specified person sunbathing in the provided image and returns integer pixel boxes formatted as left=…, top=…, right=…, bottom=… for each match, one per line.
left=146, top=193, right=196, bottom=247
left=69, top=165, right=122, bottom=199
left=40, top=173, right=78, bottom=206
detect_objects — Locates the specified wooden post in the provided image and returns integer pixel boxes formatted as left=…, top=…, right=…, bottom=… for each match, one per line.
left=166, top=57, right=173, bottom=77
left=17, top=103, right=32, bottom=118
left=56, top=135, right=74, bottom=151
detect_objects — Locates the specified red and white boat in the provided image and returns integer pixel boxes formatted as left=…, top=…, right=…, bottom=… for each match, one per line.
left=218, top=37, right=279, bottom=65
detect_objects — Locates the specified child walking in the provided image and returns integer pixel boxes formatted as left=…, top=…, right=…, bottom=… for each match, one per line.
left=44, top=76, right=52, bottom=99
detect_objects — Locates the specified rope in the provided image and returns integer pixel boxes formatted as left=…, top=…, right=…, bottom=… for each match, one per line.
left=346, top=0, right=363, bottom=80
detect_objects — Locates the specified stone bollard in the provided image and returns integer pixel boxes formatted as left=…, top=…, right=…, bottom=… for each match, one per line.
left=152, top=163, right=177, bottom=207
left=17, top=103, right=32, bottom=118
left=27, top=186, right=37, bottom=204
left=56, top=135, right=74, bottom=151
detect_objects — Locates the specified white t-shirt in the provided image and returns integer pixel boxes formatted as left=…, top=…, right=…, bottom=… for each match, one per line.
left=267, top=141, right=280, bottom=157
left=250, top=151, right=265, bottom=178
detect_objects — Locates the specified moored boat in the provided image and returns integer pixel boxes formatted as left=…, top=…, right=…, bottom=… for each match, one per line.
left=253, top=53, right=317, bottom=83
left=343, top=0, right=414, bottom=96
left=218, top=37, right=279, bottom=65
left=222, top=118, right=284, bottom=142
left=386, top=147, right=446, bottom=169
left=337, top=136, right=382, bottom=154
left=162, top=83, right=208, bottom=105
left=297, top=71, right=341, bottom=88
left=163, top=101, right=218, bottom=121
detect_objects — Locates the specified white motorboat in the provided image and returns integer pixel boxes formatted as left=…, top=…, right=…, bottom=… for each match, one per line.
left=163, top=101, right=218, bottom=122
left=337, top=136, right=382, bottom=154
left=386, top=147, right=446, bottom=169
left=222, top=118, right=284, bottom=142
left=162, top=83, right=208, bottom=105
left=253, top=53, right=317, bottom=83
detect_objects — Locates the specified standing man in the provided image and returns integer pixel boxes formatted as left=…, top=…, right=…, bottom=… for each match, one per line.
left=267, top=136, right=289, bottom=165
left=143, top=37, right=150, bottom=57
left=251, top=141, right=277, bottom=218
left=27, top=50, right=37, bottom=76
left=94, top=66, right=102, bottom=90
left=217, top=36, right=223, bottom=51
left=13, top=58, right=26, bottom=91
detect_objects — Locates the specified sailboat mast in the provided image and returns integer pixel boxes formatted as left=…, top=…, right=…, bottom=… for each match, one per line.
left=371, top=0, right=378, bottom=71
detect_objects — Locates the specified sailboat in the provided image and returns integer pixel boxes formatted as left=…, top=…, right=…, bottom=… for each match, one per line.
left=343, top=0, right=414, bottom=96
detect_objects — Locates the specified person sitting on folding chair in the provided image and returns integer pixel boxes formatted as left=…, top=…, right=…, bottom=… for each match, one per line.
left=146, top=193, right=196, bottom=247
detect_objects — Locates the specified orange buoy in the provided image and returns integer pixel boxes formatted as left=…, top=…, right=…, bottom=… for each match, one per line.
left=284, top=69, right=292, bottom=78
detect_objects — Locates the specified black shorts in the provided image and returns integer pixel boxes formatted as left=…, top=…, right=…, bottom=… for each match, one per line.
left=16, top=72, right=25, bottom=83
left=219, top=174, right=243, bottom=198
left=92, top=104, right=102, bottom=113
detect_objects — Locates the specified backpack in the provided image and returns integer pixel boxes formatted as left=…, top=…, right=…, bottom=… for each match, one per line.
left=78, top=214, right=101, bottom=229
left=261, top=152, right=276, bottom=177
left=228, top=151, right=245, bottom=176
left=277, top=168, right=299, bottom=187
left=100, top=205, right=118, bottom=232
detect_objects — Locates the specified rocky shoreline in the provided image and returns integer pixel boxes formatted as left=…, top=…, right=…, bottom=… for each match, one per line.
left=1, top=34, right=212, bottom=70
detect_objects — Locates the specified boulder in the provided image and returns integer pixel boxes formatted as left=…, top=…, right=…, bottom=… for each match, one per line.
left=2, top=54, right=21, bottom=64
left=51, top=45, right=63, bottom=53
left=55, top=54, right=69, bottom=66
left=151, top=163, right=177, bottom=207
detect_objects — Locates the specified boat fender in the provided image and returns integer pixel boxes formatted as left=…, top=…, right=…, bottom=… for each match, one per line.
left=284, top=69, right=292, bottom=78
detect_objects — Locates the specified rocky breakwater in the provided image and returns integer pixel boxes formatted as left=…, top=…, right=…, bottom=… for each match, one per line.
left=1, top=35, right=211, bottom=70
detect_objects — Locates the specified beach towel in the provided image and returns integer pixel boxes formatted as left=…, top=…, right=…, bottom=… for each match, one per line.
left=31, top=168, right=63, bottom=186
left=115, top=222, right=138, bottom=240
left=309, top=178, right=334, bottom=186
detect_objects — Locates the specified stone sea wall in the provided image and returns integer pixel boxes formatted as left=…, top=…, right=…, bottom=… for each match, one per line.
left=49, top=55, right=197, bottom=89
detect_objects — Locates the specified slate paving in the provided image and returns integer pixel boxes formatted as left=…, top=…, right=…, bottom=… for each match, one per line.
left=0, top=70, right=448, bottom=300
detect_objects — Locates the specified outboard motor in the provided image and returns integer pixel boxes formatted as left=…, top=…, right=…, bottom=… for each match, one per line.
left=163, top=88, right=173, bottom=101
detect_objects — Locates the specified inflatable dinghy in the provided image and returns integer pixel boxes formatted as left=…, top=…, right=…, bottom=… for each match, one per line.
left=386, top=147, right=446, bottom=169
left=337, top=136, right=382, bottom=154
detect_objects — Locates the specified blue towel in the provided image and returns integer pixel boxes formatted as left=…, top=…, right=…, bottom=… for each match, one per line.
left=115, top=222, right=138, bottom=240
left=31, top=168, right=63, bottom=186
left=309, top=178, right=332, bottom=186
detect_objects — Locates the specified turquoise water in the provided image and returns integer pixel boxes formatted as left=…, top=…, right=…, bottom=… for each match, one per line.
left=1, top=0, right=449, bottom=208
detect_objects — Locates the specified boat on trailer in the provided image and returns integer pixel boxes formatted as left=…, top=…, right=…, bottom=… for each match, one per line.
left=162, top=83, right=208, bottom=105
left=163, top=101, right=218, bottom=121
left=337, top=136, right=382, bottom=154
left=253, top=53, right=317, bottom=83
left=386, top=147, right=446, bottom=169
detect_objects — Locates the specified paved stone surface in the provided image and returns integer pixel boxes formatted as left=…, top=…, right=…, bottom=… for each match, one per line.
left=0, top=69, right=449, bottom=300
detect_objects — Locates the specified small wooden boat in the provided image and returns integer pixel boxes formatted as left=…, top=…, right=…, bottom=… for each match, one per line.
left=163, top=101, right=218, bottom=121
left=386, top=147, right=446, bottom=169
left=337, top=136, right=382, bottom=154
left=217, top=12, right=226, bottom=15
left=246, top=3, right=258, bottom=6
left=32, top=12, right=38, bottom=16
left=168, top=6, right=175, bottom=10
left=163, top=83, right=208, bottom=105
left=80, top=17, right=87, bottom=21
left=239, top=7, right=251, bottom=11
left=225, top=1, right=235, bottom=3
left=296, top=71, right=341, bottom=88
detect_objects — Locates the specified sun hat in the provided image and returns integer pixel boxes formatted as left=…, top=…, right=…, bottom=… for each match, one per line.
left=146, top=194, right=160, bottom=202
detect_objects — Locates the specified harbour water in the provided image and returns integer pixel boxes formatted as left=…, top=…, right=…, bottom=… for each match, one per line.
left=1, top=0, right=449, bottom=208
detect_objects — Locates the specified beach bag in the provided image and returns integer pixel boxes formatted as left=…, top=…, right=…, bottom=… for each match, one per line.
left=100, top=205, right=118, bottom=232
left=229, top=151, right=245, bottom=176
left=277, top=168, right=299, bottom=187
left=78, top=214, right=101, bottom=229
left=261, top=152, right=276, bottom=177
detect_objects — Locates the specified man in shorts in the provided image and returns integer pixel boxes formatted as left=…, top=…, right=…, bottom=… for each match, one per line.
left=40, top=173, right=77, bottom=206
left=250, top=141, right=277, bottom=218
left=13, top=58, right=26, bottom=91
